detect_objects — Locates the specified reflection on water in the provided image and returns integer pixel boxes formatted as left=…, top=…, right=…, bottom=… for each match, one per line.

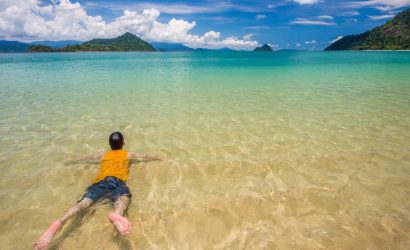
left=0, top=52, right=409, bottom=249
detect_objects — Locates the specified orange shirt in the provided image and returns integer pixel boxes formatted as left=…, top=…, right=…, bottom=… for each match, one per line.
left=93, top=150, right=129, bottom=183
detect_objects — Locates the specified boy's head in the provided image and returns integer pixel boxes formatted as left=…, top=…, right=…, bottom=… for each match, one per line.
left=109, top=131, right=124, bottom=150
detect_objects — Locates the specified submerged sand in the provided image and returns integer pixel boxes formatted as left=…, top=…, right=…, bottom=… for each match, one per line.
left=0, top=52, right=409, bottom=249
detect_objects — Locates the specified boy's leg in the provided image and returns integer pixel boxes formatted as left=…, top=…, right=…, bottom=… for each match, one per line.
left=108, top=195, right=132, bottom=236
left=114, top=195, right=130, bottom=216
left=34, top=198, right=93, bottom=250
left=60, top=197, right=94, bottom=223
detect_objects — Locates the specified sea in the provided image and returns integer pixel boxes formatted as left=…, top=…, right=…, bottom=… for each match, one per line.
left=0, top=51, right=409, bottom=249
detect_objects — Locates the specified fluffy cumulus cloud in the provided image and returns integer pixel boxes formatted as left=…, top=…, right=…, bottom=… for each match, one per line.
left=0, top=0, right=258, bottom=50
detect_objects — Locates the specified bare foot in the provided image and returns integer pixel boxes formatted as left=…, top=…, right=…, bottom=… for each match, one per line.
left=108, top=212, right=132, bottom=236
left=33, top=220, right=62, bottom=250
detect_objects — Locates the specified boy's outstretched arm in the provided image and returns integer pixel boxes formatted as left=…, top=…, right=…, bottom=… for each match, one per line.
left=65, top=152, right=104, bottom=165
left=128, top=152, right=162, bottom=162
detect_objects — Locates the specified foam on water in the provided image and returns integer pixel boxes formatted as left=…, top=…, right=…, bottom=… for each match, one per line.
left=0, top=51, right=410, bottom=249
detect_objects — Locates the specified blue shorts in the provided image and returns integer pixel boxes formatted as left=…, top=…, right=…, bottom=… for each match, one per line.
left=81, top=176, right=132, bottom=202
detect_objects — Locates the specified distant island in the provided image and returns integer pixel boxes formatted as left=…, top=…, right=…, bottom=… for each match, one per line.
left=0, top=41, right=31, bottom=53
left=28, top=32, right=156, bottom=52
left=254, top=44, right=273, bottom=52
left=150, top=42, right=194, bottom=52
left=326, top=8, right=410, bottom=50
left=0, top=40, right=81, bottom=53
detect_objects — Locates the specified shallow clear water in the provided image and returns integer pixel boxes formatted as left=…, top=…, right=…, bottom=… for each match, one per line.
left=0, top=51, right=409, bottom=249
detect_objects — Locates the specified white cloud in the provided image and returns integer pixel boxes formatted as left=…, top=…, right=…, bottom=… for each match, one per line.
left=338, top=11, right=360, bottom=16
left=114, top=3, right=216, bottom=14
left=304, top=40, right=317, bottom=44
left=290, top=18, right=336, bottom=25
left=330, top=36, right=343, bottom=43
left=243, top=33, right=254, bottom=40
left=268, top=43, right=279, bottom=48
left=256, top=14, right=267, bottom=20
left=368, top=14, right=395, bottom=20
left=243, top=25, right=271, bottom=30
left=317, top=15, right=334, bottom=19
left=346, top=0, right=410, bottom=12
left=292, top=0, right=323, bottom=5
left=86, top=1, right=259, bottom=15
left=296, top=43, right=301, bottom=47
left=0, top=0, right=258, bottom=50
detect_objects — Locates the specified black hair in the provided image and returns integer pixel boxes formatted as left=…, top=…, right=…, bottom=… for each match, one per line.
left=109, top=131, right=124, bottom=150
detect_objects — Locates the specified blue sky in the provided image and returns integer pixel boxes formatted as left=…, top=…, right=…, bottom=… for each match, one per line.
left=1, top=0, right=409, bottom=50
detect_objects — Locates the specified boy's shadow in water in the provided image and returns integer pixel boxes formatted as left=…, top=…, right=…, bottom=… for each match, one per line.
left=49, top=204, right=134, bottom=250
left=48, top=206, right=96, bottom=250
left=113, top=233, right=133, bottom=250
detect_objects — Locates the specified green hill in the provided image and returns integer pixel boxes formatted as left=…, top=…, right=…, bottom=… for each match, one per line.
left=326, top=8, right=410, bottom=50
left=28, top=33, right=156, bottom=52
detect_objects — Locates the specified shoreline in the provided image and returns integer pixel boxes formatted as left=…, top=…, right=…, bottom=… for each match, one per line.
left=1, top=50, right=410, bottom=54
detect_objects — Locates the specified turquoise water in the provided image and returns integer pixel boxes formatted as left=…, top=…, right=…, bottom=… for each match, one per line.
left=1, top=51, right=410, bottom=249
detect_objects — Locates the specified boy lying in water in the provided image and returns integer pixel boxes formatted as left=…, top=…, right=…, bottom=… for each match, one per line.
left=34, top=132, right=161, bottom=250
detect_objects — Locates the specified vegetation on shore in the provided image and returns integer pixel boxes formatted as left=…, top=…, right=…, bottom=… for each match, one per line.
left=28, top=32, right=156, bottom=52
left=326, top=8, right=410, bottom=50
